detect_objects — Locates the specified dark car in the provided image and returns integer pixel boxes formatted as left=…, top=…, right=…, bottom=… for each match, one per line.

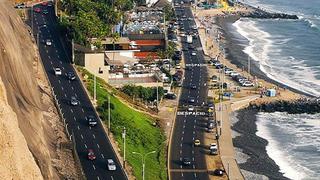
left=70, top=96, right=79, bottom=106
left=182, top=158, right=191, bottom=165
left=165, top=93, right=177, bottom=99
left=42, top=9, right=48, bottom=15
left=207, top=120, right=215, bottom=129
left=190, top=84, right=197, bottom=89
left=213, top=169, right=224, bottom=176
left=88, top=115, right=97, bottom=127
left=87, top=149, right=96, bottom=160
left=210, top=148, right=218, bottom=155
left=67, top=72, right=76, bottom=81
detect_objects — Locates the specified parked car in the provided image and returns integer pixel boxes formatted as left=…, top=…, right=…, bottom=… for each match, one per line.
left=45, top=39, right=52, bottom=46
left=194, top=139, right=200, bottom=146
left=242, top=81, right=254, bottom=87
left=213, top=169, right=224, bottom=176
left=211, top=75, right=218, bottom=82
left=165, top=93, right=177, bottom=99
left=210, top=148, right=218, bottom=155
left=188, top=105, right=194, bottom=111
left=210, top=143, right=218, bottom=150
left=87, top=149, right=96, bottom=160
left=230, top=72, right=240, bottom=77
left=107, top=159, right=117, bottom=171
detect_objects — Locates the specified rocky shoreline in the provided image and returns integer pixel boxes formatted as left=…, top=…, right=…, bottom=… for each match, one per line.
left=237, top=2, right=299, bottom=19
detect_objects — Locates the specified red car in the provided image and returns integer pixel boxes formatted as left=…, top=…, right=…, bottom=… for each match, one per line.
left=87, top=149, right=96, bottom=160
left=34, top=8, right=41, bottom=13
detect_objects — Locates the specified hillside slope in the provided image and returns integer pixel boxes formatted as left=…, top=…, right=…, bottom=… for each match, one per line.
left=0, top=1, right=78, bottom=179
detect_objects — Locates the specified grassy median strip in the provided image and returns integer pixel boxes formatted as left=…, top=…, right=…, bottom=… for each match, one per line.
left=77, top=67, right=167, bottom=180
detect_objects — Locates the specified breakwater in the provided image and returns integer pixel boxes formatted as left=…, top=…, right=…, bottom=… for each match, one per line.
left=250, top=98, right=320, bottom=114
left=237, top=3, right=299, bottom=19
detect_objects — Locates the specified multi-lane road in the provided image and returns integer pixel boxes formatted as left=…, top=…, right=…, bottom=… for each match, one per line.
left=169, top=2, right=211, bottom=180
left=30, top=4, right=127, bottom=180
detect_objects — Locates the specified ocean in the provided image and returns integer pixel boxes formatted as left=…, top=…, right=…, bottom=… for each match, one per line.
left=230, top=0, right=320, bottom=179
left=233, top=0, right=320, bottom=97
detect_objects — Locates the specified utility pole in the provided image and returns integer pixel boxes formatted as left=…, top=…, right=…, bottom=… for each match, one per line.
left=94, top=75, right=97, bottom=103
left=108, top=95, right=111, bottom=135
left=122, top=127, right=126, bottom=169
left=248, top=56, right=251, bottom=79
left=156, top=80, right=159, bottom=112
left=72, top=39, right=75, bottom=64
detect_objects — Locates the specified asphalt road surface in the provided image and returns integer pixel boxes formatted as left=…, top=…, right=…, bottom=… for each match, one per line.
left=169, top=2, right=212, bottom=180
left=29, top=4, right=127, bottom=180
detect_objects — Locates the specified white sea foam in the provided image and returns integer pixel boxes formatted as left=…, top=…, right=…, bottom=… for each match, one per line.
left=256, top=112, right=320, bottom=180
left=232, top=19, right=320, bottom=97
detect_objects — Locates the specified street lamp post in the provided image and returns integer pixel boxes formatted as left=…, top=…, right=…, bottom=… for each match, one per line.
left=132, top=151, right=156, bottom=180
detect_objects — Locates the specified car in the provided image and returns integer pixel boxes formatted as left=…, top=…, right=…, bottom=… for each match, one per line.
left=213, top=169, right=224, bottom=176
left=34, top=8, right=41, bottom=13
left=224, top=69, right=234, bottom=75
left=54, top=67, right=62, bottom=75
left=190, top=84, right=197, bottom=89
left=208, top=102, right=214, bottom=110
left=210, top=148, right=218, bottom=155
left=42, top=9, right=48, bottom=15
left=206, top=128, right=214, bottom=133
left=194, top=139, right=200, bottom=146
left=70, top=96, right=79, bottom=106
left=182, top=158, right=191, bottom=165
left=210, top=143, right=218, bottom=150
left=208, top=120, right=215, bottom=129
left=188, top=97, right=195, bottom=103
left=191, top=51, right=197, bottom=56
left=67, top=72, right=76, bottom=80
left=107, top=159, right=117, bottom=171
left=230, top=72, right=240, bottom=77
left=88, top=115, right=97, bottom=127
left=165, top=93, right=177, bottom=99
left=45, top=39, right=52, bottom=46
left=87, top=149, right=96, bottom=160
left=211, top=75, right=218, bottom=82
left=188, top=105, right=194, bottom=111
left=242, top=81, right=254, bottom=87
left=14, top=3, right=25, bottom=9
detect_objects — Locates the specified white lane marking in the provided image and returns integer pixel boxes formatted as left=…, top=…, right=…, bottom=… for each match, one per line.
left=46, top=49, right=48, bottom=53
left=192, top=137, right=195, bottom=140
left=75, top=93, right=77, bottom=97
left=93, top=164, right=96, bottom=170
left=111, top=176, right=114, bottom=180
left=93, top=134, right=96, bottom=139
left=56, top=50, right=58, bottom=53
left=192, top=157, right=195, bottom=161
left=71, top=86, right=74, bottom=90
left=58, top=80, right=61, bottom=84
left=48, top=55, right=51, bottom=59
left=97, top=144, right=100, bottom=148
left=183, top=125, right=185, bottom=129
left=70, top=109, right=73, bottom=113
left=82, top=108, right=84, bottom=113
left=194, top=125, right=196, bottom=129
left=184, top=119, right=186, bottom=123
left=57, top=55, right=60, bottom=59
left=182, top=131, right=184, bottom=134
left=181, top=137, right=184, bottom=141
left=73, top=117, right=76, bottom=121
left=81, top=134, right=83, bottom=139
left=180, top=165, right=182, bottom=169
left=193, top=131, right=195, bottom=135
left=194, top=173, right=197, bottom=178
left=180, top=144, right=182, bottom=147
left=61, top=87, right=64, bottom=91
left=50, top=61, right=53, bottom=65
left=97, top=176, right=100, bottom=180
left=101, top=154, right=104, bottom=159
left=84, top=144, right=87, bottom=149
left=192, top=150, right=194, bottom=154
left=60, top=61, right=62, bottom=64
left=77, top=125, right=80, bottom=130
left=181, top=173, right=184, bottom=177
left=64, top=94, right=67, bottom=98
left=193, top=164, right=195, bottom=169
left=62, top=67, right=64, bottom=70
left=180, top=150, right=182, bottom=154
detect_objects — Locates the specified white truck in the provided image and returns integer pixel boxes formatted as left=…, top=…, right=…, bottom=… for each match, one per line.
left=187, top=35, right=192, bottom=44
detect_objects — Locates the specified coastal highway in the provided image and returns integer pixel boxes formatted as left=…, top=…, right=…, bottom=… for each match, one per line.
left=169, top=2, right=211, bottom=180
left=30, top=4, right=127, bottom=180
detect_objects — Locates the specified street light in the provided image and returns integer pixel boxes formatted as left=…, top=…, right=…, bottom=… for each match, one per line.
left=132, top=151, right=157, bottom=180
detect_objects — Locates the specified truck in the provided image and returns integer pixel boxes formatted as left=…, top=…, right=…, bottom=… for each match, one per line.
left=187, top=35, right=192, bottom=44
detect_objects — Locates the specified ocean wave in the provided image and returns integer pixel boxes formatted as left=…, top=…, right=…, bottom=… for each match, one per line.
left=256, top=112, right=320, bottom=179
left=233, top=19, right=320, bottom=97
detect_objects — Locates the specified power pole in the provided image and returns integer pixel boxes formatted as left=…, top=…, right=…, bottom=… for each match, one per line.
left=248, top=56, right=251, bottom=79
left=156, top=80, right=159, bottom=111
left=72, top=39, right=75, bottom=64
left=108, top=95, right=111, bottom=135
left=94, top=75, right=97, bottom=102
left=122, top=127, right=126, bottom=169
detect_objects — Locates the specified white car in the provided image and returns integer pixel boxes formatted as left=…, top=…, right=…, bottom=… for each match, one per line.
left=230, top=72, right=240, bottom=77
left=191, top=51, right=196, bottom=56
left=107, top=159, right=116, bottom=171
left=54, top=67, right=62, bottom=75
left=46, top=39, right=52, bottom=46
left=242, top=81, right=254, bottom=87
left=210, top=143, right=218, bottom=150
left=188, top=105, right=194, bottom=111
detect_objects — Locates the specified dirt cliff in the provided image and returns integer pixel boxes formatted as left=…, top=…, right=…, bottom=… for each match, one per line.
left=0, top=1, right=78, bottom=179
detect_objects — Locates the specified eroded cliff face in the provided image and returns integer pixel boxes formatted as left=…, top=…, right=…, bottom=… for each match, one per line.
left=0, top=1, right=78, bottom=179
